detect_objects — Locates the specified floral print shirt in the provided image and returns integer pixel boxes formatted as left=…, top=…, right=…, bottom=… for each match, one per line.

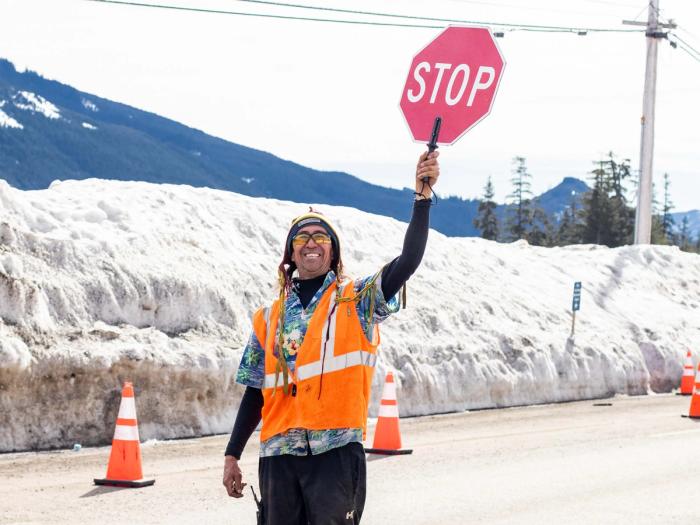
left=236, top=270, right=399, bottom=457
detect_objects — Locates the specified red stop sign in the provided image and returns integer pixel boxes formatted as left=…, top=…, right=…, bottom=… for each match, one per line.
left=399, top=26, right=505, bottom=145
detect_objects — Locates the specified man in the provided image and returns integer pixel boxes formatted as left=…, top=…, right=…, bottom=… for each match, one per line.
left=223, top=151, right=440, bottom=524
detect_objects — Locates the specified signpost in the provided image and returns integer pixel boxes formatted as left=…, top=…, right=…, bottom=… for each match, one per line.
left=571, top=281, right=582, bottom=336
left=400, top=26, right=506, bottom=150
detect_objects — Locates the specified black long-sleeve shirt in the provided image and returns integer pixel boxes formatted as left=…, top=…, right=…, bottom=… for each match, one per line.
left=225, top=199, right=431, bottom=458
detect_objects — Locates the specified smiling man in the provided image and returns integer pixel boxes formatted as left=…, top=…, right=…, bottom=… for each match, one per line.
left=223, top=151, right=440, bottom=525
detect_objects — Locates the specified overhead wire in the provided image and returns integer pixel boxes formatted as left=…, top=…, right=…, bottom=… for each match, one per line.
left=85, top=0, right=700, bottom=67
left=83, top=0, right=443, bottom=28
left=581, top=0, right=641, bottom=7
left=669, top=33, right=700, bottom=64
left=676, top=44, right=700, bottom=64
left=676, top=25, right=700, bottom=43
left=258, top=0, right=639, bottom=21
left=227, top=0, right=646, bottom=32
left=670, top=33, right=700, bottom=57
left=85, top=0, right=646, bottom=33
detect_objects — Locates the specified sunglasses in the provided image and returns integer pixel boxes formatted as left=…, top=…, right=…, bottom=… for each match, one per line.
left=291, top=232, right=332, bottom=247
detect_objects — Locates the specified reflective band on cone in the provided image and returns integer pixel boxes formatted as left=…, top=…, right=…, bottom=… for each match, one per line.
left=113, top=425, right=140, bottom=441
left=680, top=350, right=695, bottom=396
left=94, top=382, right=155, bottom=488
left=365, top=371, right=413, bottom=456
left=378, top=404, right=400, bottom=418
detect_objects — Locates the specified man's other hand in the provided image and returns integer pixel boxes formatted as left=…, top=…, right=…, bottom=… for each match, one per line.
left=223, top=455, right=247, bottom=498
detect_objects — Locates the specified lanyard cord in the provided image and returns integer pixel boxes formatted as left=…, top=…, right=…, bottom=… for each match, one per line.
left=317, top=300, right=338, bottom=400
left=414, top=178, right=438, bottom=204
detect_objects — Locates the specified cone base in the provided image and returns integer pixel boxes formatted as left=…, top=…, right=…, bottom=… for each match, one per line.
left=94, top=478, right=155, bottom=488
left=675, top=392, right=692, bottom=396
left=364, top=448, right=413, bottom=455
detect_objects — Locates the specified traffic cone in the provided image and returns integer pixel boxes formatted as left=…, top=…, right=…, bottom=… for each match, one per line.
left=365, top=372, right=412, bottom=455
left=686, top=364, right=700, bottom=419
left=94, top=382, right=155, bottom=488
left=680, top=350, right=695, bottom=395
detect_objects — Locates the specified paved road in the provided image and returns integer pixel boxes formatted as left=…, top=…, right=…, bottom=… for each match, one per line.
left=1, top=394, right=699, bottom=524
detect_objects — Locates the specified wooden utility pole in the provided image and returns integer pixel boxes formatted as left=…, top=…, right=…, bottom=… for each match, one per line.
left=623, top=3, right=676, bottom=244
left=634, top=0, right=660, bottom=245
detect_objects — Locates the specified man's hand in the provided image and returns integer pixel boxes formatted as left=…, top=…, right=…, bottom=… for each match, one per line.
left=223, top=455, right=247, bottom=498
left=415, top=150, right=440, bottom=199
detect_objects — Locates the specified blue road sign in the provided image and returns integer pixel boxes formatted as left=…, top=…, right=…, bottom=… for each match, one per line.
left=572, top=281, right=582, bottom=311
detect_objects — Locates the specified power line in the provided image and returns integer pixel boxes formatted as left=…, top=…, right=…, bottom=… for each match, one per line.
left=667, top=31, right=700, bottom=65
left=265, top=0, right=642, bottom=21
left=670, top=33, right=700, bottom=58
left=677, top=25, right=700, bottom=43
left=228, top=0, right=646, bottom=32
left=85, top=0, right=646, bottom=33
left=630, top=3, right=648, bottom=22
left=580, top=0, right=642, bottom=7
left=677, top=44, right=700, bottom=64
left=669, top=35, right=700, bottom=65
left=83, top=0, right=442, bottom=28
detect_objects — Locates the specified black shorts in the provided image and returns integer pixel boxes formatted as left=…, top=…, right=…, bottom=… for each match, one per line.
left=258, top=442, right=367, bottom=525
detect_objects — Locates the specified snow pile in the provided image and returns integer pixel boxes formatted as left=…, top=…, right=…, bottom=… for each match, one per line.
left=12, top=91, right=60, bottom=119
left=0, top=100, right=23, bottom=129
left=0, top=178, right=698, bottom=452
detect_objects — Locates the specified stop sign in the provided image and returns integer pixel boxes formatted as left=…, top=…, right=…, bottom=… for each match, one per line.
left=399, top=26, right=505, bottom=145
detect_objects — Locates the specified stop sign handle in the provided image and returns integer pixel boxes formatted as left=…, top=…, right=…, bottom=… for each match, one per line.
left=423, top=116, right=442, bottom=183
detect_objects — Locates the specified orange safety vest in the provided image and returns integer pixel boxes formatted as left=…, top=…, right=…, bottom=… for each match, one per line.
left=252, top=279, right=379, bottom=442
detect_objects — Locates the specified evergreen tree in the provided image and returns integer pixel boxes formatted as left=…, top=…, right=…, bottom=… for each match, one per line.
left=528, top=206, right=555, bottom=246
left=606, top=153, right=634, bottom=245
left=650, top=181, right=667, bottom=245
left=556, top=191, right=582, bottom=245
left=581, top=160, right=611, bottom=245
left=661, top=173, right=675, bottom=241
left=580, top=152, right=634, bottom=247
left=679, top=216, right=690, bottom=251
left=505, top=156, right=533, bottom=241
left=473, top=176, right=499, bottom=241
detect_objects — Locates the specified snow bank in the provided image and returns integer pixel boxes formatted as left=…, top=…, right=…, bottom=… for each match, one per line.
left=0, top=178, right=698, bottom=452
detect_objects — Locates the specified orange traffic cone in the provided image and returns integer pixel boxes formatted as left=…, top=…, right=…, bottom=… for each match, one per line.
left=365, top=371, right=412, bottom=455
left=94, top=382, right=155, bottom=488
left=680, top=350, right=695, bottom=395
left=686, top=364, right=700, bottom=420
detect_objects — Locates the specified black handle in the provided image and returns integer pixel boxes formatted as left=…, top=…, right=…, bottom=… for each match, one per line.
left=427, top=116, right=442, bottom=153
left=423, top=116, right=442, bottom=182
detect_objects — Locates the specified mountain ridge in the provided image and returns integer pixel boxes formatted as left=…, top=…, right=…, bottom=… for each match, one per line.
left=1, top=58, right=695, bottom=237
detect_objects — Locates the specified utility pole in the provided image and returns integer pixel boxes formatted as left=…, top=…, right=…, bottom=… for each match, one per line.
left=622, top=2, right=676, bottom=244
left=634, top=0, right=660, bottom=244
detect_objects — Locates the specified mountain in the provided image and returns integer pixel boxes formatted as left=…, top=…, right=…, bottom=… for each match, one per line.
left=670, top=210, right=700, bottom=238
left=0, top=58, right=593, bottom=236
left=535, top=177, right=589, bottom=217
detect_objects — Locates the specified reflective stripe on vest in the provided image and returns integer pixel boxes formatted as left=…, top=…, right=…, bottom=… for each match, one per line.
left=262, top=286, right=377, bottom=388
left=263, top=350, right=377, bottom=388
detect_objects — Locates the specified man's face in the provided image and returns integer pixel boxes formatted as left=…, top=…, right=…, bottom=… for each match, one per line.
left=291, top=225, right=334, bottom=279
